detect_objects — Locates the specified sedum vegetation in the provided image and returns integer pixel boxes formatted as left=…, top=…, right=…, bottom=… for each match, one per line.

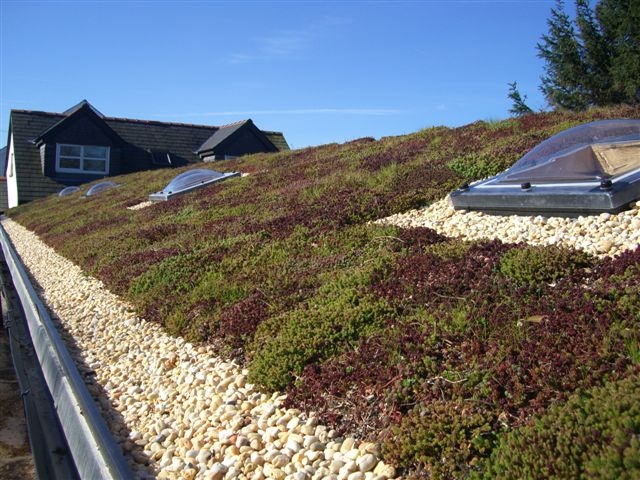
left=8, top=106, right=640, bottom=478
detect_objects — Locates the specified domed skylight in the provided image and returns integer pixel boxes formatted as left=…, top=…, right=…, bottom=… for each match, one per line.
left=59, top=186, right=81, bottom=197
left=85, top=181, right=119, bottom=197
left=149, top=168, right=240, bottom=202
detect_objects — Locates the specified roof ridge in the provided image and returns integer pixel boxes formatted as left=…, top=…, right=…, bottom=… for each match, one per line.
left=104, top=116, right=219, bottom=130
left=11, top=109, right=279, bottom=134
left=11, top=109, right=64, bottom=117
left=217, top=119, right=249, bottom=129
left=11, top=109, right=220, bottom=130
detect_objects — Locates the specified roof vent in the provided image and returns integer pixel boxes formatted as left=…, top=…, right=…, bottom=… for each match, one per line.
left=149, top=168, right=240, bottom=202
left=449, top=119, right=640, bottom=216
left=85, top=181, right=119, bottom=197
left=59, top=186, right=81, bottom=197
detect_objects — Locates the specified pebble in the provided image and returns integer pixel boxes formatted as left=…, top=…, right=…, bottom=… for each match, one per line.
left=0, top=218, right=398, bottom=479
left=375, top=197, right=640, bottom=258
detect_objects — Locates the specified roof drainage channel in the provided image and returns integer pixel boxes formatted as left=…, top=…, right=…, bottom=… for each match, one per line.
left=0, top=254, right=79, bottom=479
left=0, top=223, right=134, bottom=480
left=149, top=168, right=241, bottom=202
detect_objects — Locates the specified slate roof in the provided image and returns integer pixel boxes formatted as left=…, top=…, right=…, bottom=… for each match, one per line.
left=0, top=146, right=6, bottom=176
left=196, top=120, right=247, bottom=154
left=106, top=117, right=218, bottom=163
left=8, top=104, right=289, bottom=204
left=9, top=110, right=65, bottom=203
left=263, top=131, right=290, bottom=151
left=18, top=108, right=289, bottom=162
left=195, top=119, right=286, bottom=155
left=24, top=110, right=218, bottom=164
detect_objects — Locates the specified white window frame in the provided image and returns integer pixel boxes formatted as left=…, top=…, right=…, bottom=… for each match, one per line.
left=56, top=143, right=110, bottom=174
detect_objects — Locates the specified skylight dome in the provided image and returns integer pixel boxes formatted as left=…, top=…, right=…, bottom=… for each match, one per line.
left=59, top=186, right=81, bottom=197
left=449, top=119, right=640, bottom=216
left=85, top=181, right=119, bottom=197
left=149, top=168, right=240, bottom=202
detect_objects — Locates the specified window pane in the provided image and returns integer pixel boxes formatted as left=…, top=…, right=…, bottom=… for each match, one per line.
left=60, top=145, right=81, bottom=157
left=59, top=157, right=81, bottom=169
left=84, top=146, right=108, bottom=159
left=83, top=159, right=106, bottom=172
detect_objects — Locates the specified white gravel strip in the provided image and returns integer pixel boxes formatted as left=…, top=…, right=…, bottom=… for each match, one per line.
left=376, top=196, right=640, bottom=258
left=1, top=218, right=397, bottom=480
left=128, top=201, right=153, bottom=210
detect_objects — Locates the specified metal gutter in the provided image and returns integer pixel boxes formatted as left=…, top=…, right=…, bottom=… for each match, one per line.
left=0, top=255, right=79, bottom=479
left=0, top=222, right=134, bottom=479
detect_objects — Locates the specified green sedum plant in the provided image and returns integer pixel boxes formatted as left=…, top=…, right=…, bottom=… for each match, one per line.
left=498, top=244, right=594, bottom=287
left=446, top=153, right=503, bottom=181
left=383, top=400, right=498, bottom=479
left=248, top=262, right=395, bottom=391
left=477, top=372, right=640, bottom=480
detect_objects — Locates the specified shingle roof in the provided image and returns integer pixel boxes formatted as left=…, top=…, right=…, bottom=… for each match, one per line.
left=0, top=146, right=7, bottom=176
left=105, top=116, right=217, bottom=163
left=62, top=99, right=105, bottom=118
left=9, top=110, right=65, bottom=202
left=18, top=107, right=289, bottom=162
left=263, top=131, right=290, bottom=151
left=195, top=119, right=285, bottom=155
left=195, top=120, right=247, bottom=154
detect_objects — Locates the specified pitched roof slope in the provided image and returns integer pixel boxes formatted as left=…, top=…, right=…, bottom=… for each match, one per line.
left=196, top=120, right=247, bottom=153
left=263, top=131, right=290, bottom=151
left=9, top=110, right=65, bottom=202
left=195, top=118, right=287, bottom=155
left=105, top=117, right=216, bottom=163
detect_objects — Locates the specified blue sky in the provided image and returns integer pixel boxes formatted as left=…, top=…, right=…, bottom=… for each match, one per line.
left=1, top=0, right=556, bottom=149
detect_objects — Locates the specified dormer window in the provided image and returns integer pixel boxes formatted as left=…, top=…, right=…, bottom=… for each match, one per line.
left=149, top=149, right=173, bottom=167
left=56, top=144, right=109, bottom=174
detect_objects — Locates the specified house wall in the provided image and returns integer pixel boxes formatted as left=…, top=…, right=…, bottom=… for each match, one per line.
left=51, top=115, right=115, bottom=146
left=118, top=145, right=155, bottom=174
left=219, top=129, right=278, bottom=158
left=6, top=135, right=18, bottom=208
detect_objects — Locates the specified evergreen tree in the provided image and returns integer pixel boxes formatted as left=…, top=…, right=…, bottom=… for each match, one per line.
left=596, top=0, right=640, bottom=102
left=508, top=81, right=534, bottom=116
left=537, top=0, right=640, bottom=110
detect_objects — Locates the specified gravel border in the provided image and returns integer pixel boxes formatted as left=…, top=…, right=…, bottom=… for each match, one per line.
left=376, top=196, right=640, bottom=258
left=1, top=219, right=396, bottom=480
